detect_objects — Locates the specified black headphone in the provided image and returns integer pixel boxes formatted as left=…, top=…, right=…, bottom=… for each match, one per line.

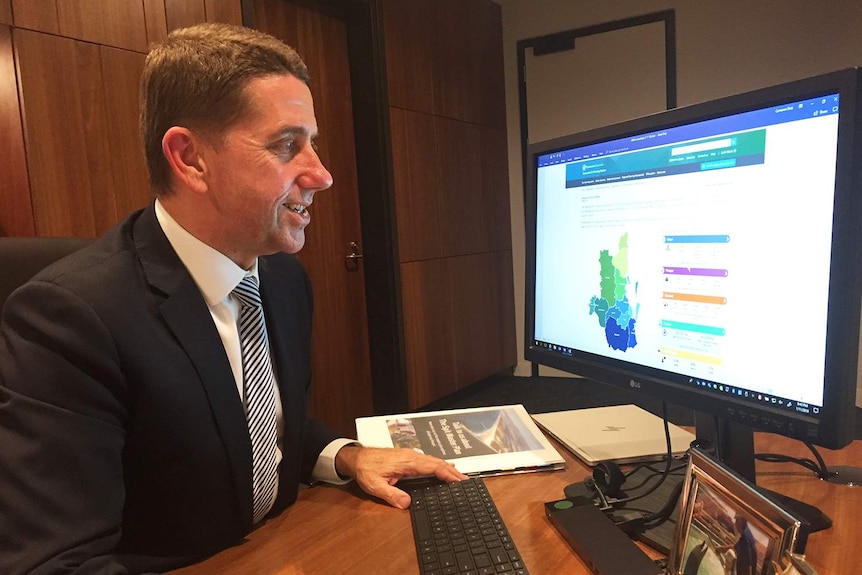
left=592, top=461, right=626, bottom=498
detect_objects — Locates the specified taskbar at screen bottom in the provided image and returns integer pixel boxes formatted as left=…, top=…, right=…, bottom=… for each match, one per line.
left=531, top=339, right=821, bottom=420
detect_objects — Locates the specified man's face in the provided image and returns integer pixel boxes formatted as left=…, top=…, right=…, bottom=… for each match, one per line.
left=201, top=74, right=333, bottom=266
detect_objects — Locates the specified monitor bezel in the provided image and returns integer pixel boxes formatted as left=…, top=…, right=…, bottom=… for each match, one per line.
left=524, top=67, right=862, bottom=450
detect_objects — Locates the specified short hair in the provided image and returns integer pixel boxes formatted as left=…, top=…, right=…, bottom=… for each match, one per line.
left=140, top=22, right=310, bottom=194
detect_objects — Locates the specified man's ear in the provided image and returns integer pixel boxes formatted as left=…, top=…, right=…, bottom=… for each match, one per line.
left=161, top=126, right=209, bottom=194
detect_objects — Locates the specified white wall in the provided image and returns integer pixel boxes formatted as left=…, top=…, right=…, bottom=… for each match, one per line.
left=498, top=0, right=862, bottom=407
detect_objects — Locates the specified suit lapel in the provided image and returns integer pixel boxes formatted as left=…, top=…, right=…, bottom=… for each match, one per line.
left=259, top=255, right=310, bottom=503
left=131, top=205, right=255, bottom=527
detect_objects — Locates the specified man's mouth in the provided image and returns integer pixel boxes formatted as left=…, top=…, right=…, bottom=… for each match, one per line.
left=287, top=203, right=308, bottom=216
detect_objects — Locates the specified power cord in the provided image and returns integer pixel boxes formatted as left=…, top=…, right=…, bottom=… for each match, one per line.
left=755, top=441, right=836, bottom=480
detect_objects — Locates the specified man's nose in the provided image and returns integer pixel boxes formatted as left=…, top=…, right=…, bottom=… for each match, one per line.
left=301, top=148, right=334, bottom=192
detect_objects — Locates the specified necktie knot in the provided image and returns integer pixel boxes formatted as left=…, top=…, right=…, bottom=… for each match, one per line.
left=233, top=276, right=262, bottom=309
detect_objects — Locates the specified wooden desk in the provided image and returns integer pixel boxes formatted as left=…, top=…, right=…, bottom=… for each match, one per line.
left=171, top=434, right=862, bottom=575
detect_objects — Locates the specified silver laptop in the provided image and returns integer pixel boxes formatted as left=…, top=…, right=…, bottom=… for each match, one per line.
left=532, top=404, right=695, bottom=466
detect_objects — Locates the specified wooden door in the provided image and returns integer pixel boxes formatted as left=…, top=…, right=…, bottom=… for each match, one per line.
left=253, top=1, right=373, bottom=437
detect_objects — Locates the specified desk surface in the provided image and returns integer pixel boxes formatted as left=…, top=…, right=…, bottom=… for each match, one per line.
left=171, top=433, right=862, bottom=575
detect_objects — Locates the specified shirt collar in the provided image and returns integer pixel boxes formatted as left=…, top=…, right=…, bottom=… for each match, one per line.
left=154, top=199, right=259, bottom=305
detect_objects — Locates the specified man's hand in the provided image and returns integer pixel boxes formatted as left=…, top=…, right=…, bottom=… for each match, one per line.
left=335, top=445, right=468, bottom=509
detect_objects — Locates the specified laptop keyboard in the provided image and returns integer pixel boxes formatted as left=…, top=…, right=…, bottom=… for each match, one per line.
left=407, top=477, right=529, bottom=575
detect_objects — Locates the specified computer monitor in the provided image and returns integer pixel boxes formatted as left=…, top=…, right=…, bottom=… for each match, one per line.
left=525, top=68, right=862, bottom=531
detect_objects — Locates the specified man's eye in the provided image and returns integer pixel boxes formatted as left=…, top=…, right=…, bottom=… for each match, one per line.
left=268, top=133, right=317, bottom=160
left=269, top=138, right=297, bottom=159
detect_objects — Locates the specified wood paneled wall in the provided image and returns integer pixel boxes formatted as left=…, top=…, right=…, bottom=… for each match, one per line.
left=382, top=0, right=516, bottom=408
left=1, top=0, right=242, bottom=238
left=0, top=0, right=11, bottom=26
left=0, top=24, right=31, bottom=236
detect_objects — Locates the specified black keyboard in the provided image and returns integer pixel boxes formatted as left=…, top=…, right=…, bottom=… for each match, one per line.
left=407, top=477, right=529, bottom=575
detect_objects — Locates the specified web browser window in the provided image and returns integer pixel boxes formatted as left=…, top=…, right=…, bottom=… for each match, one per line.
left=533, top=94, right=841, bottom=410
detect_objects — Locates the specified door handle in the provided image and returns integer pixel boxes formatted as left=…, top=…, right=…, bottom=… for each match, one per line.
left=345, top=241, right=363, bottom=269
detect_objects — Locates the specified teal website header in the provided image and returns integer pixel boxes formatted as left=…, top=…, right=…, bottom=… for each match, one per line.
left=565, top=130, right=767, bottom=188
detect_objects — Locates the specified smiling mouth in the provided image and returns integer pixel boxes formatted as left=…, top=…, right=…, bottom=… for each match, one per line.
left=287, top=203, right=308, bottom=216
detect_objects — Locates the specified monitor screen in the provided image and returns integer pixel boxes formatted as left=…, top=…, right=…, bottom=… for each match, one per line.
left=525, top=68, right=862, bottom=452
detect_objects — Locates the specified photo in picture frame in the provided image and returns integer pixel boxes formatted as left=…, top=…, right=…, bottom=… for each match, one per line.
left=668, top=448, right=805, bottom=575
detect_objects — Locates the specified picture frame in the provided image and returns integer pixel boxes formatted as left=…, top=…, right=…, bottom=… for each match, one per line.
left=668, top=448, right=805, bottom=575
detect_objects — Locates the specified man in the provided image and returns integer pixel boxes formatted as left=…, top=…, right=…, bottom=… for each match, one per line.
left=0, top=23, right=464, bottom=574
left=731, top=516, right=758, bottom=575
left=715, top=515, right=758, bottom=575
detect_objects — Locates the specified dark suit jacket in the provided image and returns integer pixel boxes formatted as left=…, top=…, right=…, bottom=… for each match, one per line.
left=0, top=205, right=339, bottom=574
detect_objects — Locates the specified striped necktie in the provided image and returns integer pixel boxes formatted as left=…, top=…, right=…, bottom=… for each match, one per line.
left=233, top=275, right=278, bottom=524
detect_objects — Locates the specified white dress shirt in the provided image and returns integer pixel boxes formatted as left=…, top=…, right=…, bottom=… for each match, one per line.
left=154, top=200, right=354, bottom=489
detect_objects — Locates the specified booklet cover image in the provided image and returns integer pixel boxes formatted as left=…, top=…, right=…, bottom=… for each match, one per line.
left=386, top=407, right=544, bottom=459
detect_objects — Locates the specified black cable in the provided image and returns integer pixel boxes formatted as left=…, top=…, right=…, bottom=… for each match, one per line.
left=803, top=441, right=834, bottom=479
left=584, top=402, right=688, bottom=533
left=610, top=402, right=675, bottom=507
left=755, top=453, right=821, bottom=475
left=611, top=405, right=687, bottom=533
left=754, top=441, right=836, bottom=480
left=639, top=478, right=684, bottom=527
left=620, top=460, right=687, bottom=492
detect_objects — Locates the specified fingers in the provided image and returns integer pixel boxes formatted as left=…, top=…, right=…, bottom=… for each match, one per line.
left=361, top=461, right=461, bottom=510
left=348, top=447, right=471, bottom=508
left=401, top=453, right=466, bottom=481
left=356, top=471, right=412, bottom=509
left=374, top=482, right=412, bottom=510
left=432, top=460, right=468, bottom=483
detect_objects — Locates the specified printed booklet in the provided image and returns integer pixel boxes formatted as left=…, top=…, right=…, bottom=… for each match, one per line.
left=355, top=404, right=565, bottom=476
